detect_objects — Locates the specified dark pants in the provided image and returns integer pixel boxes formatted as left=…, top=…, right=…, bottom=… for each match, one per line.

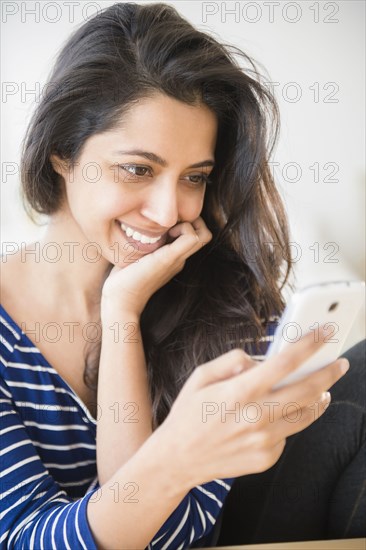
left=212, top=339, right=366, bottom=545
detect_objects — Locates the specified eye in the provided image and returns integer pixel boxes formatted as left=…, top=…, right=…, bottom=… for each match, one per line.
left=118, top=164, right=152, bottom=179
left=184, top=174, right=212, bottom=187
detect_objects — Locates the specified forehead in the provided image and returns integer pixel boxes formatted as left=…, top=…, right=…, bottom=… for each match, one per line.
left=119, top=92, right=217, bottom=130
left=88, top=93, right=218, bottom=163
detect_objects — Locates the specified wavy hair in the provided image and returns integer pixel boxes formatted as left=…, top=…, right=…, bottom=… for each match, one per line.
left=20, top=2, right=292, bottom=427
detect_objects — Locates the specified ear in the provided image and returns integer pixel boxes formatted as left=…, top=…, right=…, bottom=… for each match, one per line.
left=50, top=154, right=69, bottom=178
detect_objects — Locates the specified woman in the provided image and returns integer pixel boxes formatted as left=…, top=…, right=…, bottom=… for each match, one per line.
left=1, top=3, right=364, bottom=549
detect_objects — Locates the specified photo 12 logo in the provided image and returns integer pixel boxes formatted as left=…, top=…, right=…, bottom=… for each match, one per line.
left=201, top=2, right=340, bottom=24
left=1, top=1, right=103, bottom=24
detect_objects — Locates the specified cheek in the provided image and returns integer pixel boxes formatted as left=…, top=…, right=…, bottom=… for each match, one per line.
left=178, top=186, right=206, bottom=216
left=189, top=190, right=206, bottom=218
left=65, top=168, right=95, bottom=208
left=67, top=174, right=130, bottom=221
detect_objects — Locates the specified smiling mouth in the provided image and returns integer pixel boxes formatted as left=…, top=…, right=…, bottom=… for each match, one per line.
left=119, top=222, right=163, bottom=244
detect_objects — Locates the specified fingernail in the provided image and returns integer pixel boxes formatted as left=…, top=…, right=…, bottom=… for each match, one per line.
left=321, top=391, right=331, bottom=402
left=339, top=359, right=350, bottom=374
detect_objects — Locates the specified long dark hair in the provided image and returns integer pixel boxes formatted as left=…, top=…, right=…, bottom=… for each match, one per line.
left=21, top=2, right=292, bottom=427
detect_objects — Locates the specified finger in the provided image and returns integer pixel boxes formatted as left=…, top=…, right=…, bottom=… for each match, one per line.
left=191, top=216, right=212, bottom=240
left=168, top=221, right=198, bottom=240
left=154, top=225, right=198, bottom=266
left=251, top=385, right=333, bottom=429
left=268, top=357, right=349, bottom=412
left=169, top=218, right=212, bottom=250
left=192, top=217, right=213, bottom=249
left=238, top=327, right=338, bottom=395
left=162, top=223, right=210, bottom=264
left=171, top=216, right=206, bottom=234
left=268, top=391, right=332, bottom=443
left=189, top=348, right=257, bottom=391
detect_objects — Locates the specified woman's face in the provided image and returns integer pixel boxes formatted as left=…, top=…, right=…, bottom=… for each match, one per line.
left=54, top=93, right=218, bottom=267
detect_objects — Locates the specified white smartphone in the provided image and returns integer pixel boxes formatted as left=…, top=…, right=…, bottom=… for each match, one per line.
left=266, top=280, right=365, bottom=389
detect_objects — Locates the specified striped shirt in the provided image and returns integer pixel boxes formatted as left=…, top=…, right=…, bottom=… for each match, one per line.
left=0, top=303, right=277, bottom=549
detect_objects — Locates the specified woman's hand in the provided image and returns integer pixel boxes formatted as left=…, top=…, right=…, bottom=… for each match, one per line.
left=101, top=216, right=212, bottom=319
left=155, top=328, right=349, bottom=488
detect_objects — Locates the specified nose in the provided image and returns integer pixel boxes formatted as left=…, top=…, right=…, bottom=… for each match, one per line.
left=140, top=178, right=180, bottom=229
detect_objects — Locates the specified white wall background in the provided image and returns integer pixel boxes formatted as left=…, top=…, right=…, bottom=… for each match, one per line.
left=1, top=0, right=365, bottom=350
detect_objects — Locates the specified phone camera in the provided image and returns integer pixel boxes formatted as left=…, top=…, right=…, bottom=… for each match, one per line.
left=328, top=302, right=338, bottom=312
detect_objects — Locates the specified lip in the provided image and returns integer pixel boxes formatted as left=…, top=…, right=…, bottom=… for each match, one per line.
left=117, top=219, right=167, bottom=239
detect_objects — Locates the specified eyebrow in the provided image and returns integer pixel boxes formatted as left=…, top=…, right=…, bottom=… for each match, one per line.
left=112, top=149, right=215, bottom=169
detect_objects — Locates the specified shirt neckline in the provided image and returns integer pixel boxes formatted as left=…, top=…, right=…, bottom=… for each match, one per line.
left=0, top=303, right=97, bottom=425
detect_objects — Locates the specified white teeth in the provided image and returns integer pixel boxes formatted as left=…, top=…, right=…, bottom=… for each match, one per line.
left=120, top=223, right=161, bottom=244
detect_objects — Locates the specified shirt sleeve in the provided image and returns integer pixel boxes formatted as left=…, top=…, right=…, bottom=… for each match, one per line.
left=145, top=477, right=234, bottom=550
left=243, top=316, right=279, bottom=359
left=0, top=375, right=98, bottom=550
